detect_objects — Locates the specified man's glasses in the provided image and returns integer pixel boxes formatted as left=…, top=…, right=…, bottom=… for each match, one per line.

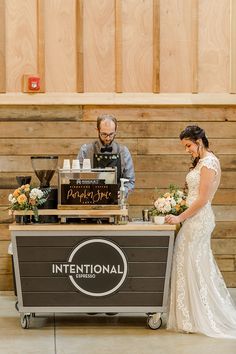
left=99, top=131, right=116, bottom=139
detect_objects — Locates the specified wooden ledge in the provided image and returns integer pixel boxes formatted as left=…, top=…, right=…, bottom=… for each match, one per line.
left=9, top=222, right=176, bottom=231
left=0, top=93, right=236, bottom=105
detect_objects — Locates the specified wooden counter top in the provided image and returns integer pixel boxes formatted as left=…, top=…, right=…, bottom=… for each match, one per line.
left=9, top=222, right=176, bottom=232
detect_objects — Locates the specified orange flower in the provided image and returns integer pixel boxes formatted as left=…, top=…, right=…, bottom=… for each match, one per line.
left=13, top=188, right=21, bottom=198
left=175, top=204, right=181, bottom=211
left=17, top=194, right=27, bottom=205
left=23, top=184, right=30, bottom=192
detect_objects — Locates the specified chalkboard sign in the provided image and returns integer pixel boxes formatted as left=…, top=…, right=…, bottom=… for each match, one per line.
left=61, top=184, right=118, bottom=205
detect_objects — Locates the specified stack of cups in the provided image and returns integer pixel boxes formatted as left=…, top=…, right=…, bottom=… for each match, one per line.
left=72, top=159, right=81, bottom=170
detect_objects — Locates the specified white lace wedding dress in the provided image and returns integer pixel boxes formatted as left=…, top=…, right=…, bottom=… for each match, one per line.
left=167, top=153, right=236, bottom=338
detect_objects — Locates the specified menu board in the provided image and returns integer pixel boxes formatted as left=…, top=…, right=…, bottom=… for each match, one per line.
left=60, top=184, right=118, bottom=205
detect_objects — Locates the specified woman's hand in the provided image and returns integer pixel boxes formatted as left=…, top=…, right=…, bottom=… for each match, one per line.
left=165, top=214, right=181, bottom=225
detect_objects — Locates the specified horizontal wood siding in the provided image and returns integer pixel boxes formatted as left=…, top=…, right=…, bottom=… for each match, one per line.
left=1, top=105, right=236, bottom=290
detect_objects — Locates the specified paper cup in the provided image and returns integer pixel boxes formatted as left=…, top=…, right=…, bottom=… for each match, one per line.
left=82, top=158, right=91, bottom=170
left=62, top=159, right=70, bottom=170
left=72, top=159, right=81, bottom=170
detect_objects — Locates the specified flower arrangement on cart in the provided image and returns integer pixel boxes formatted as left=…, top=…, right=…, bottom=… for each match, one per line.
left=150, top=184, right=188, bottom=224
left=8, top=184, right=49, bottom=222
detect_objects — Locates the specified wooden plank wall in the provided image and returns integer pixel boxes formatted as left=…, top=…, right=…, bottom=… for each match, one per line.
left=0, top=105, right=236, bottom=290
left=0, top=0, right=232, bottom=94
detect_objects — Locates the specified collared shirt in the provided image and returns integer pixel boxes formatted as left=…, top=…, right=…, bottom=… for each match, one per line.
left=77, top=140, right=135, bottom=196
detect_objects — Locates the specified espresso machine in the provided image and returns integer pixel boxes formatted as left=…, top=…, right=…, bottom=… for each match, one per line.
left=31, top=156, right=58, bottom=223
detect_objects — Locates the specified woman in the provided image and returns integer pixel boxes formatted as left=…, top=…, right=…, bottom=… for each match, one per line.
left=165, top=125, right=236, bottom=339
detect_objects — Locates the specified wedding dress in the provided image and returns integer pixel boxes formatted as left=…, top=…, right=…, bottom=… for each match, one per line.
left=167, top=153, right=236, bottom=338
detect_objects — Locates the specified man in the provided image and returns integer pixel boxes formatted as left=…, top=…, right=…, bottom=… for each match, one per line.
left=77, top=114, right=135, bottom=196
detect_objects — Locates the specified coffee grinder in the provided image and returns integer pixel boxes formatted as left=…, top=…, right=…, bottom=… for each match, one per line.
left=31, top=156, right=58, bottom=223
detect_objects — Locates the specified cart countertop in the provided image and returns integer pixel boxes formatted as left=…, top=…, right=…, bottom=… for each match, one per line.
left=9, top=222, right=176, bottom=231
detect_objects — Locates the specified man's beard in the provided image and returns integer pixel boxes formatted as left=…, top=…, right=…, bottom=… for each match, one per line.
left=99, top=135, right=115, bottom=146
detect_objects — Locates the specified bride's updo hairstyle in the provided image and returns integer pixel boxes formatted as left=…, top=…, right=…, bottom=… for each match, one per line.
left=179, top=125, right=209, bottom=168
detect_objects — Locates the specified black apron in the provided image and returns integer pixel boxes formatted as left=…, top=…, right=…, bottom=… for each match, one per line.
left=93, top=143, right=122, bottom=185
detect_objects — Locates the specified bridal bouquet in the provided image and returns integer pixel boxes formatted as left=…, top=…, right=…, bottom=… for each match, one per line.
left=8, top=184, right=49, bottom=221
left=150, top=184, right=188, bottom=217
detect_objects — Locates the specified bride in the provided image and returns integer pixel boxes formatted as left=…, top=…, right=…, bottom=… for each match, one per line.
left=165, top=125, right=236, bottom=339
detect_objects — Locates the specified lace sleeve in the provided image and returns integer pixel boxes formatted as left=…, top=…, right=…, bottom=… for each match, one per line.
left=199, top=156, right=220, bottom=175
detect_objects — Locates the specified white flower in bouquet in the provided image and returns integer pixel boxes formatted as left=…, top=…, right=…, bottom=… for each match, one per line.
left=150, top=184, right=188, bottom=217
left=8, top=194, right=17, bottom=204
left=30, top=188, right=44, bottom=200
left=8, top=184, right=50, bottom=221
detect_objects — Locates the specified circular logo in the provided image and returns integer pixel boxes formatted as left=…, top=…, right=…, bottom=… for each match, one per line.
left=68, top=239, right=128, bottom=297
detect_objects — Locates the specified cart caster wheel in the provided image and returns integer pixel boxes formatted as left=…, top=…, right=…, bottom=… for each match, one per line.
left=147, top=315, right=162, bottom=330
left=20, top=314, right=31, bottom=329
left=15, top=301, right=19, bottom=312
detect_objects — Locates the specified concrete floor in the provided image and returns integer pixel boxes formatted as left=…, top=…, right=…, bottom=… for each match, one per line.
left=0, top=290, right=236, bottom=354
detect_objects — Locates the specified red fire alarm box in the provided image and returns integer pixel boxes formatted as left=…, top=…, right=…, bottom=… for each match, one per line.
left=28, top=76, right=40, bottom=91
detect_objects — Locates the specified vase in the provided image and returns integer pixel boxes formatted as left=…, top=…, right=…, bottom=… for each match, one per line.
left=153, top=215, right=165, bottom=225
left=15, top=215, right=31, bottom=224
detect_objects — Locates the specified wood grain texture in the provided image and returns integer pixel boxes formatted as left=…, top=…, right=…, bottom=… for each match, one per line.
left=0, top=0, right=6, bottom=93
left=1, top=102, right=236, bottom=289
left=0, top=274, right=13, bottom=291
left=0, top=154, right=235, bottom=173
left=153, top=0, right=160, bottom=93
left=160, top=0, right=193, bottom=92
left=1, top=170, right=235, bottom=190
left=122, top=0, right=153, bottom=92
left=0, top=0, right=234, bottom=95
left=1, top=121, right=236, bottom=138
left=137, top=138, right=236, bottom=155
left=0, top=138, right=136, bottom=155
left=128, top=189, right=236, bottom=206
left=84, top=0, right=115, bottom=92
left=115, top=0, right=122, bottom=92
left=83, top=106, right=236, bottom=122
left=5, top=0, right=38, bottom=92
left=37, top=0, right=45, bottom=92
left=0, top=105, right=83, bottom=120
left=44, top=0, right=76, bottom=92
left=230, top=0, right=236, bottom=93
left=213, top=222, right=236, bottom=239
left=76, top=0, right=84, bottom=92
left=198, top=0, right=230, bottom=92
left=191, top=0, right=198, bottom=93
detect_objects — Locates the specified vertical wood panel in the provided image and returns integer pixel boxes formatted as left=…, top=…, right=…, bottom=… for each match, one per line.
left=5, top=0, right=37, bottom=92
left=191, top=0, right=198, bottom=93
left=198, top=0, right=229, bottom=92
left=153, top=0, right=160, bottom=93
left=230, top=0, right=236, bottom=93
left=37, top=0, right=45, bottom=92
left=76, top=0, right=84, bottom=92
left=84, top=0, right=115, bottom=92
left=122, top=0, right=153, bottom=92
left=115, top=0, right=122, bottom=93
left=44, top=0, right=76, bottom=92
left=160, top=0, right=193, bottom=92
left=0, top=0, right=6, bottom=93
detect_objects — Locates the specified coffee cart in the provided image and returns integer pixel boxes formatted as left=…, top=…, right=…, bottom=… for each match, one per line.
left=10, top=221, right=175, bottom=330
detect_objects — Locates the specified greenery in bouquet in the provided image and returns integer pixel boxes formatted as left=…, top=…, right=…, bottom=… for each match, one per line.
left=150, top=184, right=188, bottom=217
left=8, top=184, right=50, bottom=221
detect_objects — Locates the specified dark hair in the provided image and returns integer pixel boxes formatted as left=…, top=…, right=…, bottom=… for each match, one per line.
left=97, top=114, right=117, bottom=130
left=179, top=125, right=209, bottom=168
